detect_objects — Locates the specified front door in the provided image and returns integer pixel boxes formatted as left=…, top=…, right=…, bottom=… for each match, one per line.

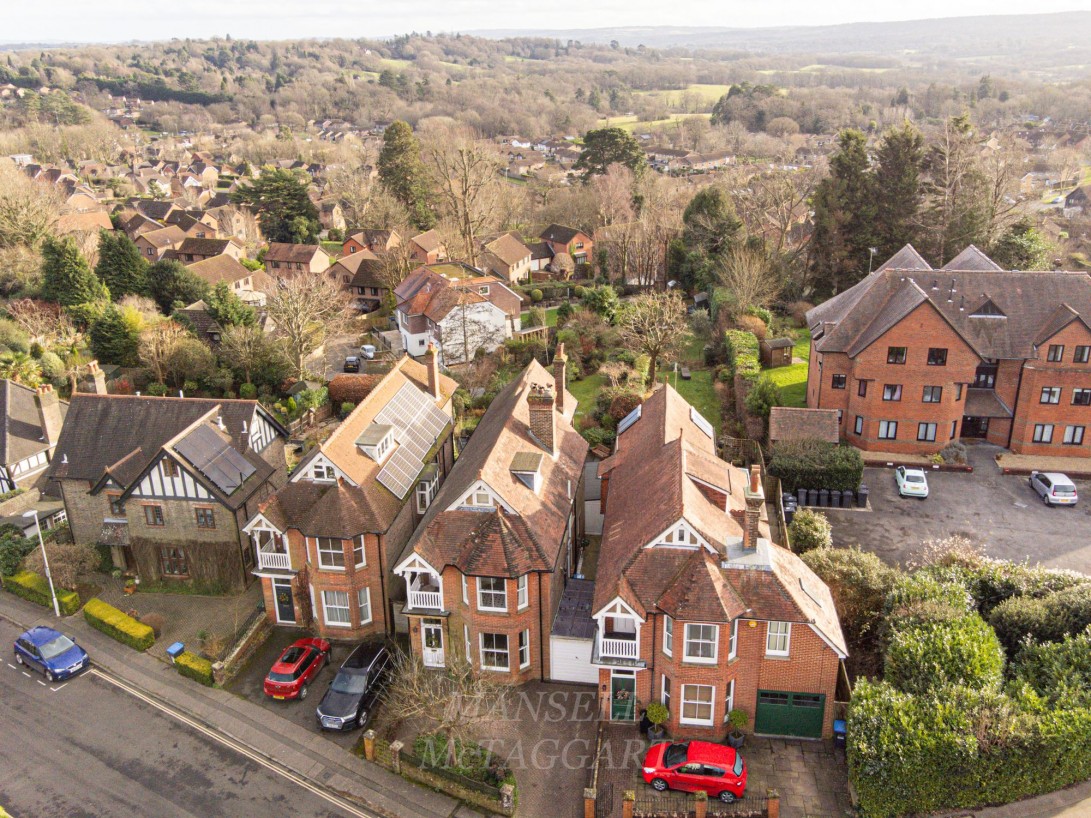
left=962, top=416, right=989, bottom=439
left=272, top=579, right=295, bottom=624
left=422, top=618, right=445, bottom=667
left=610, top=672, right=636, bottom=721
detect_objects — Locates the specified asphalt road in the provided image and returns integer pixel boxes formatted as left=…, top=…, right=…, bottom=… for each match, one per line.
left=823, top=445, right=1091, bottom=572
left=0, top=620, right=354, bottom=818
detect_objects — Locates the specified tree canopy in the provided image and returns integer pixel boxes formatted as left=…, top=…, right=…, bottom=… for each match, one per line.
left=147, top=259, right=211, bottom=314
left=40, top=235, right=109, bottom=307
left=574, top=128, right=647, bottom=180
left=95, top=229, right=148, bottom=300
left=377, top=120, right=435, bottom=231
left=232, top=167, right=320, bottom=244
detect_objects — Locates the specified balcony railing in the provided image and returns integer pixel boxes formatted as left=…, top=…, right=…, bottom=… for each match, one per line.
left=409, top=589, right=442, bottom=610
left=257, top=548, right=291, bottom=571
left=600, top=636, right=639, bottom=659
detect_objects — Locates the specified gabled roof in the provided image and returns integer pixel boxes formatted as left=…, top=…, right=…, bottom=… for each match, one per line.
left=484, top=233, right=531, bottom=267
left=540, top=223, right=586, bottom=245
left=0, top=380, right=69, bottom=466
left=264, top=242, right=328, bottom=263
left=1034, top=303, right=1086, bottom=345
left=138, top=225, right=185, bottom=248
left=176, top=237, right=235, bottom=257
left=186, top=254, right=253, bottom=286
left=876, top=243, right=933, bottom=273
left=409, top=229, right=444, bottom=253
left=941, top=245, right=1002, bottom=271
left=768, top=407, right=840, bottom=444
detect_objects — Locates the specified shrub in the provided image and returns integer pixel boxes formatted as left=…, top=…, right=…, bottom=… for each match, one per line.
left=328, top=374, right=381, bottom=406
left=2, top=570, right=81, bottom=615
left=573, top=285, right=587, bottom=298
left=990, top=585, right=1091, bottom=654
left=175, top=650, right=214, bottom=686
left=607, top=392, right=643, bottom=423
left=787, top=508, right=832, bottom=554
left=238, top=382, right=258, bottom=399
left=744, top=374, right=781, bottom=421
left=0, top=531, right=37, bottom=576
left=83, top=597, right=155, bottom=651
left=787, top=301, right=815, bottom=327
left=1011, top=628, right=1091, bottom=707
left=939, top=440, right=968, bottom=464
left=884, top=614, right=1005, bottom=695
left=884, top=572, right=974, bottom=625
left=140, top=612, right=165, bottom=638
left=146, top=382, right=169, bottom=397
left=735, top=314, right=768, bottom=340
left=340, top=401, right=356, bottom=417
left=37, top=350, right=64, bottom=380
left=22, top=541, right=99, bottom=591
left=767, top=438, right=864, bottom=493
left=645, top=701, right=669, bottom=726
left=743, top=305, right=773, bottom=327
left=529, top=288, right=543, bottom=303
left=723, top=329, right=760, bottom=382
left=581, top=427, right=615, bottom=448
left=525, top=306, right=546, bottom=328
left=555, top=301, right=574, bottom=325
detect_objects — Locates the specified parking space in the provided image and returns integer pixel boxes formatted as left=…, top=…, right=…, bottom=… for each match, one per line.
left=224, top=627, right=362, bottom=751
left=824, top=444, right=1091, bottom=572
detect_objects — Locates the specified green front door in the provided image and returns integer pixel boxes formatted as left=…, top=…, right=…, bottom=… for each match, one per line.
left=611, top=674, right=636, bottom=721
left=754, top=690, right=825, bottom=738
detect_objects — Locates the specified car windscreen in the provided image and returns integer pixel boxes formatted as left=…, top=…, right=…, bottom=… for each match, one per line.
left=664, top=743, right=688, bottom=767
left=733, top=753, right=743, bottom=777
left=38, top=635, right=76, bottom=660
left=330, top=671, right=368, bottom=695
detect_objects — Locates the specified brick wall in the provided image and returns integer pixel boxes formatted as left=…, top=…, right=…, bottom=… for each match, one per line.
left=304, top=532, right=388, bottom=641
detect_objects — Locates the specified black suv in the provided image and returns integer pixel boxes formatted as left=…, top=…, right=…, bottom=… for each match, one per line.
left=315, top=642, right=391, bottom=731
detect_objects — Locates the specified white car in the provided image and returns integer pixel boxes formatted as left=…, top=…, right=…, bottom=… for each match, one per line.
left=1029, top=471, right=1078, bottom=506
left=895, top=466, right=929, bottom=499
left=360, top=344, right=376, bottom=359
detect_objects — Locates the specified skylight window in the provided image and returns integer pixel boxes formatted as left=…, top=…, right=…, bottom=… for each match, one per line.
left=690, top=407, right=714, bottom=439
left=617, top=404, right=642, bottom=435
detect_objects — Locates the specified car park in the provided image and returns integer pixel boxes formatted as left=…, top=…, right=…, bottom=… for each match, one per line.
left=360, top=344, right=376, bottom=359
left=316, top=641, right=391, bottom=731
left=895, top=466, right=929, bottom=499
left=14, top=626, right=89, bottom=682
left=263, top=637, right=331, bottom=700
left=343, top=356, right=361, bottom=373
left=642, top=740, right=747, bottom=802
left=1029, top=471, right=1078, bottom=506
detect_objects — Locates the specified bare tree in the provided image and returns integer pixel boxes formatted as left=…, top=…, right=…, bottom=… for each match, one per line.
left=6, top=299, right=70, bottom=348
left=591, top=163, right=636, bottom=227
left=0, top=162, right=62, bottom=249
left=139, top=320, right=189, bottom=384
left=384, top=651, right=510, bottom=768
left=263, top=270, right=352, bottom=379
left=220, top=323, right=272, bottom=384
left=325, top=152, right=378, bottom=226
left=716, top=245, right=782, bottom=313
left=616, top=291, right=691, bottom=386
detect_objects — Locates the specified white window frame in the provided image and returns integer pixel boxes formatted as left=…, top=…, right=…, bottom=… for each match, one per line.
left=728, top=619, right=738, bottom=660
left=723, top=679, right=735, bottom=723
left=1041, top=386, right=1062, bottom=404
left=416, top=471, right=438, bottom=514
left=1064, top=425, right=1085, bottom=446
left=316, top=537, right=345, bottom=570
left=1033, top=424, right=1055, bottom=444
left=766, top=621, right=791, bottom=657
left=356, top=586, right=372, bottom=625
left=684, top=623, right=718, bottom=664
left=312, top=463, right=336, bottom=481
left=353, top=535, right=366, bottom=568
left=461, top=574, right=469, bottom=605
left=517, top=575, right=528, bottom=610
left=518, top=629, right=530, bottom=668
left=464, top=624, right=471, bottom=662
left=663, top=615, right=673, bottom=657
left=662, top=674, right=671, bottom=709
left=680, top=684, right=715, bottom=726
left=479, top=632, right=509, bottom=672
left=464, top=489, right=494, bottom=508
left=322, top=590, right=351, bottom=628
left=477, top=577, right=507, bottom=612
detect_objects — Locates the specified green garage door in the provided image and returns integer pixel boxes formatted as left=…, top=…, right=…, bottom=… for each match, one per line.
left=755, top=690, right=825, bottom=738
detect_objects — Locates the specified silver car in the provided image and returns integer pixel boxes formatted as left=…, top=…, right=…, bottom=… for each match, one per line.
left=1029, top=471, right=1078, bottom=506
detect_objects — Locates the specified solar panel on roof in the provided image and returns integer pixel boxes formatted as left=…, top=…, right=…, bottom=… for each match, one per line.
left=174, top=423, right=256, bottom=495
left=372, top=382, right=449, bottom=498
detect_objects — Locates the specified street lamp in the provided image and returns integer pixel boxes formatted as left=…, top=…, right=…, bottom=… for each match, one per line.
left=867, top=247, right=878, bottom=275
left=23, top=511, right=60, bottom=618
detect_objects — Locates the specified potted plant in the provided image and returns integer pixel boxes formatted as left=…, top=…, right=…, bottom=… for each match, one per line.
left=726, top=709, right=748, bottom=748
left=645, top=702, right=669, bottom=742
left=123, top=576, right=138, bottom=595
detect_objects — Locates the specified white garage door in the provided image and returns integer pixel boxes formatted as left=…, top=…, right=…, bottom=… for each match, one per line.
left=550, top=636, right=598, bottom=684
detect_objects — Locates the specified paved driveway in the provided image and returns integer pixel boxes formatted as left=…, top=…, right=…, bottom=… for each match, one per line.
left=824, top=444, right=1091, bottom=572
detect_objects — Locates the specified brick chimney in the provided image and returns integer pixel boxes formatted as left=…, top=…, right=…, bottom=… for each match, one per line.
left=742, top=464, right=765, bottom=550
left=425, top=343, right=441, bottom=400
left=527, top=384, right=556, bottom=455
left=35, top=384, right=63, bottom=447
left=554, top=343, right=567, bottom=414
left=83, top=360, right=107, bottom=395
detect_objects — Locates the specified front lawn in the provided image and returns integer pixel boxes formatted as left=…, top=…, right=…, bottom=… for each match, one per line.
left=658, top=369, right=721, bottom=433
left=765, top=362, right=808, bottom=408
left=520, top=306, right=560, bottom=328
left=792, top=327, right=811, bottom=361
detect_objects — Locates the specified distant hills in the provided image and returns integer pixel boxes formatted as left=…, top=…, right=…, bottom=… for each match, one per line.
left=468, top=11, right=1091, bottom=57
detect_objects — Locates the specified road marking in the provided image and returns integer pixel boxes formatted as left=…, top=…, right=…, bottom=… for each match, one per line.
left=87, top=669, right=374, bottom=818
left=36, top=680, right=46, bottom=686
left=51, top=682, right=68, bottom=692
left=21, top=672, right=30, bottom=678
left=6, top=663, right=15, bottom=669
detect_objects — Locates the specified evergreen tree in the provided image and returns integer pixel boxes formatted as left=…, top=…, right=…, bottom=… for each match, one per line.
left=574, top=127, right=647, bottom=180
left=873, top=123, right=924, bottom=260
left=921, top=114, right=989, bottom=265
left=40, top=235, right=109, bottom=306
left=232, top=167, right=320, bottom=244
left=88, top=305, right=141, bottom=367
left=989, top=218, right=1052, bottom=271
left=377, top=120, right=435, bottom=230
left=808, top=130, right=878, bottom=296
left=94, top=229, right=148, bottom=300
left=205, top=282, right=255, bottom=327
left=678, top=186, right=743, bottom=292
left=147, top=259, right=210, bottom=314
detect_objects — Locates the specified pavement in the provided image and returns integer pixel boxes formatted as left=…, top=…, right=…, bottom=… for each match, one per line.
left=823, top=443, right=1091, bottom=572
left=0, top=588, right=467, bottom=818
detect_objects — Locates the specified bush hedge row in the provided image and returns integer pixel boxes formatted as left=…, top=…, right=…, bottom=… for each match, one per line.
left=767, top=438, right=864, bottom=493
left=3, top=570, right=80, bottom=615
left=989, top=585, right=1091, bottom=655
left=175, top=650, right=214, bottom=686
left=83, top=597, right=155, bottom=651
left=884, top=615, right=1004, bottom=696
left=723, top=330, right=760, bottom=382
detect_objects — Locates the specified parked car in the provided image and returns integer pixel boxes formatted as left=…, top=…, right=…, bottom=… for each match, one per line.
left=642, top=741, right=747, bottom=802
left=895, top=466, right=929, bottom=498
left=316, top=641, right=391, bottom=731
left=13, top=625, right=89, bottom=682
left=1029, top=471, right=1078, bottom=506
left=360, top=344, right=376, bottom=359
left=343, top=356, right=361, bottom=373
left=263, top=637, right=331, bottom=701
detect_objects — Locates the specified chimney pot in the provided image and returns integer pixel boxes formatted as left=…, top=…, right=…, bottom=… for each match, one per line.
left=554, top=343, right=567, bottom=414
left=742, top=463, right=765, bottom=551
left=425, top=342, right=441, bottom=400
left=35, top=384, right=63, bottom=448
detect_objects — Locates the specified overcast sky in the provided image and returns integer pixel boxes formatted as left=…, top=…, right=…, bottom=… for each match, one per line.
left=6, top=1, right=1088, bottom=44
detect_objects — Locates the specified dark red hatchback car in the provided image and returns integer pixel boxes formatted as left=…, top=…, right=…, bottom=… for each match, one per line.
left=263, top=637, right=331, bottom=701
left=642, top=741, right=747, bottom=802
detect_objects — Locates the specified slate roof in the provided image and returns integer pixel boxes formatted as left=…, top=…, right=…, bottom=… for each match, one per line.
left=540, top=224, right=585, bottom=245
left=0, top=380, right=69, bottom=466
left=264, top=243, right=328, bottom=264
left=768, top=407, right=840, bottom=444
left=186, top=254, right=252, bottom=286
left=807, top=244, right=1091, bottom=361
left=401, top=360, right=587, bottom=578
left=176, top=237, right=234, bottom=257
left=551, top=577, right=596, bottom=639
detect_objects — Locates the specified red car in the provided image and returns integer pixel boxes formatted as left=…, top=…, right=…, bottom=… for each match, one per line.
left=263, top=637, right=331, bottom=701
left=642, top=741, right=747, bottom=803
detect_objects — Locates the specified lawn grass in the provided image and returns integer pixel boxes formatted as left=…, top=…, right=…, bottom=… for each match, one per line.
left=792, top=327, right=811, bottom=361
left=659, top=369, right=721, bottom=433
left=765, top=362, right=809, bottom=408
left=632, top=83, right=733, bottom=107
left=568, top=373, right=607, bottom=423
left=596, top=113, right=711, bottom=132
left=520, top=306, right=559, bottom=328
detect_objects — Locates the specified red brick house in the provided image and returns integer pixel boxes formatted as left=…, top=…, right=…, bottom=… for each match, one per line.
left=394, top=352, right=587, bottom=682
left=343, top=229, right=401, bottom=256
left=243, top=354, right=458, bottom=640
left=589, top=385, right=846, bottom=739
left=264, top=242, right=332, bottom=276
left=408, top=229, right=448, bottom=265
left=806, top=245, right=1091, bottom=456
left=540, top=223, right=593, bottom=265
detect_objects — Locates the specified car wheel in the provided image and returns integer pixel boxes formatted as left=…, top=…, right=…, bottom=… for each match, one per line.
left=651, top=778, right=668, bottom=792
left=1043, top=493, right=1051, bottom=506
left=299, top=684, right=309, bottom=700
left=719, top=791, right=736, bottom=803
left=15, top=653, right=23, bottom=666
left=45, top=669, right=55, bottom=683
left=357, top=709, right=369, bottom=728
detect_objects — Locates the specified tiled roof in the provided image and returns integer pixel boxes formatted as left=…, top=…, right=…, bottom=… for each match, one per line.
left=0, top=380, right=69, bottom=466
left=186, top=254, right=252, bottom=286
left=540, top=223, right=584, bottom=244
left=264, top=242, right=327, bottom=263
left=410, top=229, right=444, bottom=253
left=176, top=237, right=234, bottom=257
left=768, top=407, right=840, bottom=443
left=484, top=233, right=531, bottom=266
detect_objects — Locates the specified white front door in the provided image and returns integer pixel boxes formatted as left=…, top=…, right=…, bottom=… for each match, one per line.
left=422, top=618, right=445, bottom=667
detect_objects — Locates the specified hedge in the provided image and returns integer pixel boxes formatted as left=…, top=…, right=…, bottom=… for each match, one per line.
left=724, top=329, right=760, bottom=382
left=1012, top=628, right=1091, bottom=707
left=175, top=650, right=214, bottom=686
left=989, top=584, right=1091, bottom=655
left=767, top=438, right=864, bottom=493
left=3, top=571, right=80, bottom=615
left=884, top=615, right=1005, bottom=696
left=83, top=597, right=155, bottom=651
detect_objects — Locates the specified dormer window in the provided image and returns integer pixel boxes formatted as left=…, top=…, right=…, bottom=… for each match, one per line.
left=416, top=464, right=439, bottom=514
left=661, top=525, right=700, bottom=547
left=462, top=488, right=494, bottom=509
left=312, top=463, right=336, bottom=481
left=510, top=452, right=543, bottom=493
left=357, top=423, right=395, bottom=463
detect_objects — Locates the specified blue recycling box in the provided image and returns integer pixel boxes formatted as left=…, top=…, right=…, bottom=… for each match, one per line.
left=166, top=642, right=185, bottom=663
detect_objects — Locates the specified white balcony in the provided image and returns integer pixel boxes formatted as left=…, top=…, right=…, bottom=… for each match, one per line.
left=600, top=635, right=639, bottom=660
left=258, top=548, right=291, bottom=571
left=409, top=589, right=442, bottom=610
left=253, top=530, right=291, bottom=571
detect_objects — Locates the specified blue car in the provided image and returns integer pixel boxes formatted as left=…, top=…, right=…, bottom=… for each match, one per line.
left=14, top=625, right=89, bottom=682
